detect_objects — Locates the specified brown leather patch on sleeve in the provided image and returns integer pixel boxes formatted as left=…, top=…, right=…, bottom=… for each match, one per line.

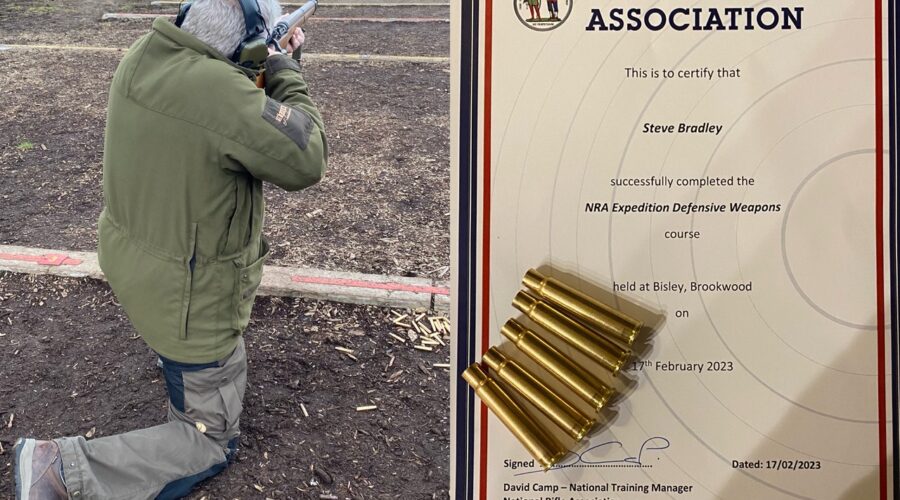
left=261, top=98, right=313, bottom=150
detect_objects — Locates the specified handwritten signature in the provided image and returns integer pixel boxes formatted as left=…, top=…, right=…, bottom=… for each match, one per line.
left=514, top=436, right=671, bottom=476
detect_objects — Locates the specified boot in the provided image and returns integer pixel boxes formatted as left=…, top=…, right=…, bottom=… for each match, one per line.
left=14, top=439, right=68, bottom=500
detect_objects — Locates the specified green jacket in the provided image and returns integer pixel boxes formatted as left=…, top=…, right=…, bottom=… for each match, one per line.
left=98, top=19, right=327, bottom=363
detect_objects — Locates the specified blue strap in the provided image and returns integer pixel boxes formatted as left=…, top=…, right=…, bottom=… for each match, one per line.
left=238, top=0, right=266, bottom=40
left=155, top=460, right=227, bottom=500
left=159, top=357, right=219, bottom=413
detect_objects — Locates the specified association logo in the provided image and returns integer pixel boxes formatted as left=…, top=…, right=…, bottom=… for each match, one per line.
left=514, top=0, right=572, bottom=31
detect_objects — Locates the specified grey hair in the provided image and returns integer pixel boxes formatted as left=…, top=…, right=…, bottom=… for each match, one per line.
left=180, top=0, right=282, bottom=59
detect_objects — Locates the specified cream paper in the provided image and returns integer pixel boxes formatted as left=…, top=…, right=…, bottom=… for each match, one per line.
left=451, top=1, right=895, bottom=499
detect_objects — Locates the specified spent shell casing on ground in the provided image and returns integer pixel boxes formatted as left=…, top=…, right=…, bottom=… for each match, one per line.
left=462, top=363, right=568, bottom=470
left=483, top=347, right=594, bottom=441
left=501, top=319, right=614, bottom=412
left=522, top=269, right=642, bottom=346
left=513, top=291, right=631, bottom=376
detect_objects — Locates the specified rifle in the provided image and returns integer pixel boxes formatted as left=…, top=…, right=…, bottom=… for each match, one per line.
left=255, top=0, right=318, bottom=88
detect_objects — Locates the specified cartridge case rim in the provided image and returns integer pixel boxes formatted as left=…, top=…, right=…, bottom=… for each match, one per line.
left=538, top=449, right=570, bottom=470
left=572, top=418, right=596, bottom=442
left=589, top=386, right=615, bottom=413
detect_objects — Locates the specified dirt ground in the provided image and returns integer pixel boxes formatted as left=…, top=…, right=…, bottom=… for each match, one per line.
left=0, top=0, right=451, bottom=279
left=0, top=272, right=451, bottom=499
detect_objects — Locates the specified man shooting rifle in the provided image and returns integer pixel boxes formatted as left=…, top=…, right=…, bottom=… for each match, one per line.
left=14, top=0, right=327, bottom=498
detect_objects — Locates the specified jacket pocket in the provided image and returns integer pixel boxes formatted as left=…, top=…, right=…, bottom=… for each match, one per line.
left=231, top=237, right=269, bottom=331
left=179, top=223, right=198, bottom=340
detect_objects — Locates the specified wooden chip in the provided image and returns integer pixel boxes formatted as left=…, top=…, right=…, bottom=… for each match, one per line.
left=387, top=369, right=404, bottom=383
left=429, top=317, right=445, bottom=332
left=387, top=332, right=407, bottom=343
left=356, top=405, right=378, bottom=412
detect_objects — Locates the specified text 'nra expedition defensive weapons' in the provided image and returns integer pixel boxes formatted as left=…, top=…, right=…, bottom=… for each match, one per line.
left=255, top=0, right=318, bottom=87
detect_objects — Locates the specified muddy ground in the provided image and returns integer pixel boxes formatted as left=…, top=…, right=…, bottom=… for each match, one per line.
left=0, top=0, right=451, bottom=279
left=0, top=271, right=451, bottom=499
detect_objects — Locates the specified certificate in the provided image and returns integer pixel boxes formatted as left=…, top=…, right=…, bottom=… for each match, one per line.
left=449, top=1, right=897, bottom=499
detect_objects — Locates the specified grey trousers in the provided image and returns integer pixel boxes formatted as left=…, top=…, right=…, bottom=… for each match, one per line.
left=54, top=339, right=247, bottom=500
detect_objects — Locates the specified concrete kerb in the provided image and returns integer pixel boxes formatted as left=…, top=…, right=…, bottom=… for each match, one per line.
left=0, top=244, right=450, bottom=312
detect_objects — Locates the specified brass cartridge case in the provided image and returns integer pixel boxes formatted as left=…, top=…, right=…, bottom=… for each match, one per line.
left=523, top=269, right=642, bottom=346
left=513, top=291, right=631, bottom=376
left=483, top=347, right=594, bottom=441
left=462, top=363, right=568, bottom=470
left=501, top=319, right=614, bottom=412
